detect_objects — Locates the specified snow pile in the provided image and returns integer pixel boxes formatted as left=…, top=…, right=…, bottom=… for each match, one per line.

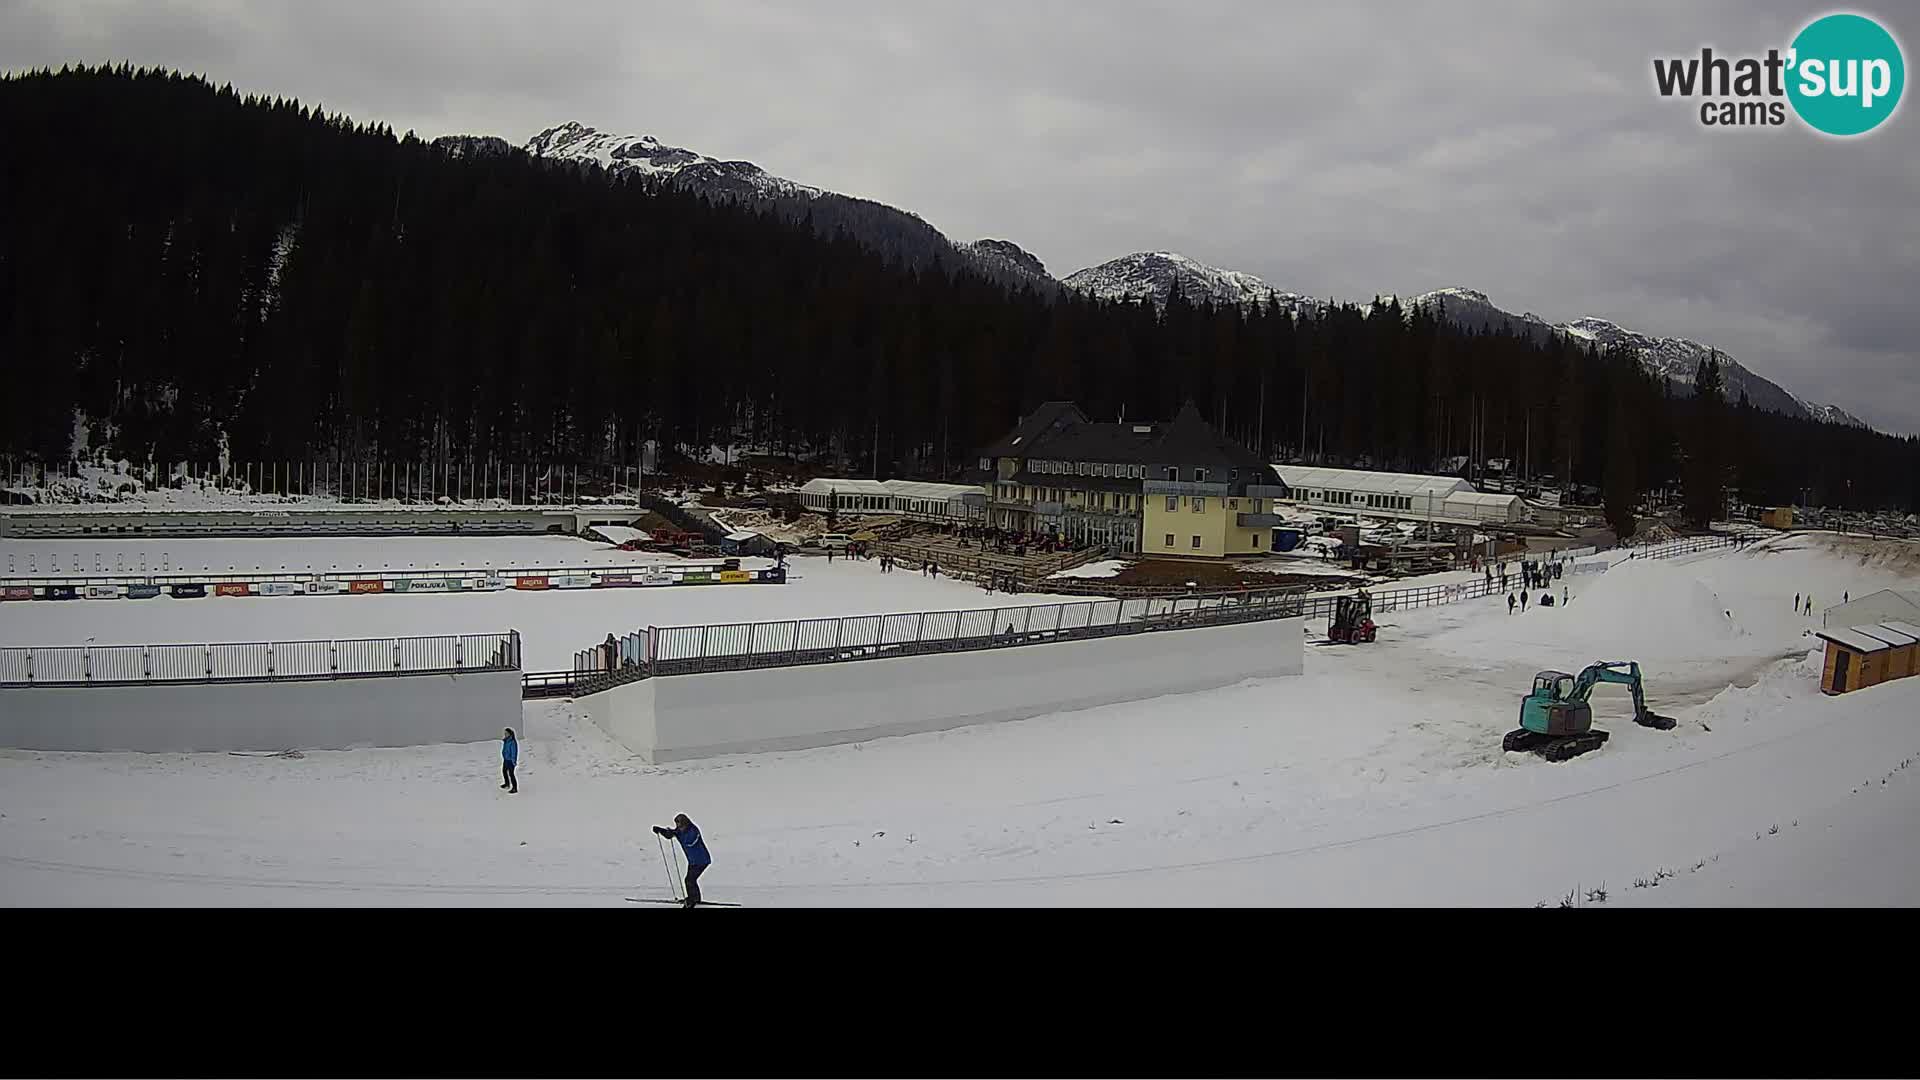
left=1567, top=557, right=1747, bottom=647
left=1429, top=556, right=1748, bottom=670
left=1049, top=559, right=1127, bottom=579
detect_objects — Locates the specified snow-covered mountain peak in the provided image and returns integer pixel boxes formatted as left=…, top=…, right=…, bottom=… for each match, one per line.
left=1420, top=286, right=1493, bottom=307
left=524, top=122, right=821, bottom=198
left=1063, top=251, right=1322, bottom=315
left=961, top=239, right=1050, bottom=282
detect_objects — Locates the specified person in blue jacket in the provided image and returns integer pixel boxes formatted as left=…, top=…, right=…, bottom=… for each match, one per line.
left=500, top=728, right=519, bottom=793
left=653, top=813, right=711, bottom=908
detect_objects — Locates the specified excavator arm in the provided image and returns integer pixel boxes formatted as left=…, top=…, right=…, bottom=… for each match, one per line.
left=1569, top=661, right=1670, bottom=729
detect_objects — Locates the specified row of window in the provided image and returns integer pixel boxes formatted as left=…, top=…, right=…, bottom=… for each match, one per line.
left=1031, top=459, right=1148, bottom=480
left=1161, top=496, right=1263, bottom=514
left=1156, top=531, right=1266, bottom=551
left=1301, top=489, right=1418, bottom=512
left=995, top=484, right=1141, bottom=513
left=799, top=493, right=965, bottom=518
left=983, top=455, right=1240, bottom=485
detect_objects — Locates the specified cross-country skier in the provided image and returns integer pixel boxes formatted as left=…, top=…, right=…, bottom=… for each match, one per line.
left=653, top=814, right=712, bottom=908
left=500, top=728, right=519, bottom=793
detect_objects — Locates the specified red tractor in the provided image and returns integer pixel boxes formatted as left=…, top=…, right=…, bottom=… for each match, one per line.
left=1326, top=591, right=1378, bottom=645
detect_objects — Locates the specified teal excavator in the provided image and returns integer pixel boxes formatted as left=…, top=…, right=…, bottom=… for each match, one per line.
left=1504, top=661, right=1676, bottom=762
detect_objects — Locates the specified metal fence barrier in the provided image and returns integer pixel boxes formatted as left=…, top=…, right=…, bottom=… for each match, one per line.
left=0, top=630, right=521, bottom=687
left=525, top=532, right=1753, bottom=698
left=557, top=588, right=1307, bottom=695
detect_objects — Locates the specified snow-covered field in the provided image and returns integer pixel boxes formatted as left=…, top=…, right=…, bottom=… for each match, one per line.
left=2, top=531, right=1916, bottom=906
left=1, top=534, right=674, bottom=578
left=0, top=535, right=1087, bottom=670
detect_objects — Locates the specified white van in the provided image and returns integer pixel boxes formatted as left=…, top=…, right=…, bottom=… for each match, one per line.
left=817, top=533, right=853, bottom=550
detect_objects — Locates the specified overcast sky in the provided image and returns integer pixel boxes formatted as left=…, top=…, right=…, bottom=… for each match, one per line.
left=6, top=0, right=1916, bottom=431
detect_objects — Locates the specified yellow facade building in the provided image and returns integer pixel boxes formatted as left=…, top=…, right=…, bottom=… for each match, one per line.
left=976, top=400, right=1280, bottom=556
left=1142, top=486, right=1280, bottom=559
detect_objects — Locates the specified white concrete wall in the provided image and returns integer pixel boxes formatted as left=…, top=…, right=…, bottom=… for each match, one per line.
left=588, top=616, right=1303, bottom=762
left=0, top=669, right=521, bottom=753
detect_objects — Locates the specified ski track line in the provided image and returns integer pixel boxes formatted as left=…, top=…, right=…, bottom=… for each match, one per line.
left=0, top=691, right=1867, bottom=900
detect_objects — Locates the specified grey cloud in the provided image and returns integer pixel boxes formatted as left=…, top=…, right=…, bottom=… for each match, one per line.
left=2, top=0, right=1914, bottom=430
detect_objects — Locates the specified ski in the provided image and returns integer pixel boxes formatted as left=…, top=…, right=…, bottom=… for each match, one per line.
left=624, top=897, right=743, bottom=907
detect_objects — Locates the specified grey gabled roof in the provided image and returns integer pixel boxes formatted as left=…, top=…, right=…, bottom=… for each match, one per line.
left=980, top=401, right=1088, bottom=458
left=982, top=400, right=1266, bottom=471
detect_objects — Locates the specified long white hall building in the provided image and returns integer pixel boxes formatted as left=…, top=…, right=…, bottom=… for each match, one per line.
left=1273, top=465, right=1526, bottom=525
left=795, top=478, right=987, bottom=522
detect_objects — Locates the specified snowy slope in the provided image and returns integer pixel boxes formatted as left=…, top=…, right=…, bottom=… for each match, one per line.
left=3, top=531, right=1915, bottom=906
left=518, top=123, right=1056, bottom=291
left=1063, top=251, right=1324, bottom=315
left=1557, top=314, right=1843, bottom=421
left=1388, top=290, right=1864, bottom=426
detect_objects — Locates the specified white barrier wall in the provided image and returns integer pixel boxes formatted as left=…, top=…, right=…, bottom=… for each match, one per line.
left=587, top=615, right=1304, bottom=762
left=0, top=669, right=521, bottom=753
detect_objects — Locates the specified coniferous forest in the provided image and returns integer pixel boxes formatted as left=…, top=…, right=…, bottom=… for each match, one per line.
left=3, top=66, right=1916, bottom=513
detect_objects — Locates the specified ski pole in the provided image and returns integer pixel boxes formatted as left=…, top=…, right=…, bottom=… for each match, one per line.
left=656, top=835, right=681, bottom=902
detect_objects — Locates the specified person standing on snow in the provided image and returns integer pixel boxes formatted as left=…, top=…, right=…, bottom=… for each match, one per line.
left=1520, top=591, right=1528, bottom=612
left=1794, top=592, right=1800, bottom=612
left=500, top=728, right=519, bottom=793
left=1507, top=592, right=1516, bottom=615
left=653, top=814, right=712, bottom=908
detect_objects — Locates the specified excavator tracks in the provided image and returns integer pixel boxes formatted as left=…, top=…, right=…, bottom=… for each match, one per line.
left=1502, top=727, right=1611, bottom=761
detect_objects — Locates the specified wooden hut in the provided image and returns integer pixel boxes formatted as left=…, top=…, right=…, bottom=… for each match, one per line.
left=1815, top=627, right=1896, bottom=694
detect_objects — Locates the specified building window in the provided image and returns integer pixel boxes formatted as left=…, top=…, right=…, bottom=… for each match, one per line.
left=980, top=457, right=991, bottom=470
left=1164, top=466, right=1177, bottom=481
left=1227, top=498, right=1238, bottom=509
left=1164, top=533, right=1175, bottom=547
left=1165, top=496, right=1178, bottom=512
left=1192, top=498, right=1206, bottom=512
left=1196, top=469, right=1209, bottom=483
left=1191, top=535, right=1202, bottom=549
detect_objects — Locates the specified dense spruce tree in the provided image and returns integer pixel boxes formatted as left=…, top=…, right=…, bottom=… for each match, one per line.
left=2, top=65, right=1916, bottom=516
left=1682, top=354, right=1729, bottom=527
left=1602, top=351, right=1640, bottom=541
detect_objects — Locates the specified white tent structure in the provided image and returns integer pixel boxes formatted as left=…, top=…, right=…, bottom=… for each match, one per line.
left=1823, top=589, right=1920, bottom=629
left=1272, top=465, right=1526, bottom=525
left=797, top=478, right=985, bottom=521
